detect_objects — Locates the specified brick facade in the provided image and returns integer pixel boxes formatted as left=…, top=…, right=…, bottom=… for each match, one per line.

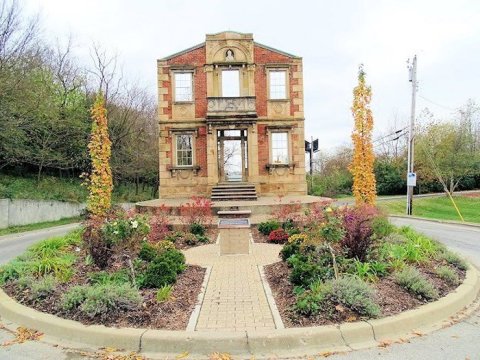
left=157, top=32, right=307, bottom=198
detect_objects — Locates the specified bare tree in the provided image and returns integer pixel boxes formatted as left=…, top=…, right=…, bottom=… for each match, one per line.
left=0, top=0, right=39, bottom=71
left=88, top=42, right=121, bottom=101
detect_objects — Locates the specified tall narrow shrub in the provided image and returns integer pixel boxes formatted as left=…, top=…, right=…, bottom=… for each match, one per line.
left=349, top=66, right=376, bottom=205
left=86, top=94, right=112, bottom=216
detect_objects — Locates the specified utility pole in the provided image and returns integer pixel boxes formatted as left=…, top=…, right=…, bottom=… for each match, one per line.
left=406, top=55, right=417, bottom=215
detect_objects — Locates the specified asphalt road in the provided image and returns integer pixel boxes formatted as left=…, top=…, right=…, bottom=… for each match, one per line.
left=0, top=223, right=79, bottom=265
left=390, top=217, right=480, bottom=266
left=0, top=219, right=480, bottom=359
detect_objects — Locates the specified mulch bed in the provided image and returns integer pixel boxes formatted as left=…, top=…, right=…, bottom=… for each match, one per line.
left=173, top=228, right=219, bottom=250
left=3, top=261, right=206, bottom=331
left=264, top=259, right=466, bottom=328
left=251, top=226, right=269, bottom=243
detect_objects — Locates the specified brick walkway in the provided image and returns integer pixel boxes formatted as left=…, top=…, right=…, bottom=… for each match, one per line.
left=183, top=231, right=282, bottom=332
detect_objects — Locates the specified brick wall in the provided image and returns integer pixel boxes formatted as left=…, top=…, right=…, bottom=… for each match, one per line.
left=166, top=46, right=207, bottom=118
left=257, top=124, right=269, bottom=175
left=253, top=45, right=296, bottom=117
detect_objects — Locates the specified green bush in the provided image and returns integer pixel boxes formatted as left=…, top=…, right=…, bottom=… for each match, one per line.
left=371, top=216, right=394, bottom=239
left=330, top=276, right=381, bottom=317
left=295, top=281, right=330, bottom=316
left=30, top=275, right=58, bottom=299
left=30, top=254, right=75, bottom=281
left=61, top=285, right=88, bottom=310
left=195, top=234, right=210, bottom=244
left=0, top=231, right=82, bottom=285
left=61, top=283, right=141, bottom=318
left=288, top=250, right=335, bottom=288
left=88, top=269, right=130, bottom=285
left=258, top=220, right=281, bottom=236
left=398, top=227, right=440, bottom=258
left=295, top=277, right=380, bottom=318
left=280, top=242, right=301, bottom=261
left=0, top=259, right=31, bottom=284
left=156, top=249, right=186, bottom=274
left=16, top=274, right=35, bottom=290
left=164, top=231, right=184, bottom=243
left=394, top=266, right=439, bottom=300
left=441, top=250, right=468, bottom=271
left=156, top=285, right=173, bottom=302
left=436, top=266, right=460, bottom=286
left=29, top=236, right=69, bottom=258
left=141, top=260, right=178, bottom=289
left=189, top=223, right=206, bottom=236
left=380, top=228, right=441, bottom=265
left=352, top=260, right=388, bottom=282
left=183, top=233, right=198, bottom=246
left=138, top=242, right=157, bottom=262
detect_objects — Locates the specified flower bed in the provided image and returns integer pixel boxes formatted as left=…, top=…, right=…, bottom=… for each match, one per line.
left=0, top=204, right=214, bottom=330
left=259, top=204, right=467, bottom=327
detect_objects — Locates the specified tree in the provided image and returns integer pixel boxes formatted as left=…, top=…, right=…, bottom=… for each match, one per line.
left=415, top=121, right=479, bottom=195
left=349, top=66, right=376, bottom=205
left=85, top=94, right=113, bottom=216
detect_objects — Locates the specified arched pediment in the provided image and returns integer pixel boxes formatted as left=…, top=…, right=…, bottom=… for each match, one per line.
left=212, top=45, right=248, bottom=63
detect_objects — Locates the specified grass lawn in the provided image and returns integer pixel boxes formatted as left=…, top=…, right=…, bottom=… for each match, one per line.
left=0, top=174, right=154, bottom=203
left=380, top=195, right=480, bottom=223
left=0, top=216, right=82, bottom=236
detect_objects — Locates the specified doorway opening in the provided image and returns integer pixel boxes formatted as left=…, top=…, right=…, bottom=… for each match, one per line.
left=217, top=129, right=248, bottom=182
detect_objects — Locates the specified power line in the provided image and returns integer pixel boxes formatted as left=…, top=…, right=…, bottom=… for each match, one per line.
left=374, top=131, right=407, bottom=148
left=373, top=127, right=408, bottom=144
left=418, top=94, right=456, bottom=111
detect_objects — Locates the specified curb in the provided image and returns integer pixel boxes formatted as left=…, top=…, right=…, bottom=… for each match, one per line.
left=389, top=215, right=480, bottom=229
left=258, top=265, right=284, bottom=330
left=186, top=265, right=212, bottom=331
left=0, top=267, right=479, bottom=357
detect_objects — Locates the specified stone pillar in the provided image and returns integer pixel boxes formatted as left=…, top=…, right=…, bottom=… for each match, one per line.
left=247, top=125, right=259, bottom=181
left=219, top=228, right=250, bottom=255
left=207, top=127, right=218, bottom=186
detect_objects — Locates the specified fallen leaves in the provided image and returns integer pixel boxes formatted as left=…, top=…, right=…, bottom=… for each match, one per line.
left=209, top=353, right=233, bottom=360
left=318, top=351, right=334, bottom=357
left=95, top=347, right=145, bottom=360
left=1, top=326, right=43, bottom=346
left=176, top=352, right=189, bottom=359
left=378, top=339, right=393, bottom=348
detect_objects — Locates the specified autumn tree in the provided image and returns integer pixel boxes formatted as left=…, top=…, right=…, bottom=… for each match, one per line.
left=349, top=66, right=376, bottom=205
left=85, top=94, right=113, bottom=216
left=415, top=120, right=479, bottom=195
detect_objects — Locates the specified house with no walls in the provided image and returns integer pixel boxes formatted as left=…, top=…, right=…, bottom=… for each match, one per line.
left=157, top=31, right=307, bottom=200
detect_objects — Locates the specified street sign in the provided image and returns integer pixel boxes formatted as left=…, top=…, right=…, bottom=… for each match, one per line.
left=407, top=172, right=417, bottom=187
left=305, top=140, right=311, bottom=152
left=312, top=139, right=319, bottom=152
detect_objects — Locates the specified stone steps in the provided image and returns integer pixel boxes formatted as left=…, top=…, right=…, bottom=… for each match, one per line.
left=211, top=183, right=257, bottom=201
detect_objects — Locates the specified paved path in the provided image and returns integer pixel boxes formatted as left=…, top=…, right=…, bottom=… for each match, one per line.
left=184, top=232, right=282, bottom=332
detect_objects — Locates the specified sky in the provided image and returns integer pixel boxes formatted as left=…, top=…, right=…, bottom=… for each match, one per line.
left=22, top=0, right=480, bottom=153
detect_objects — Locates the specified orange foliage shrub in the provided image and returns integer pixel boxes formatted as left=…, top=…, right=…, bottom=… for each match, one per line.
left=349, top=66, right=376, bottom=205
left=85, top=94, right=113, bottom=217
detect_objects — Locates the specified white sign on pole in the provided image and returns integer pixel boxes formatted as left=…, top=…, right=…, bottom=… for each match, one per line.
left=407, top=172, right=417, bottom=187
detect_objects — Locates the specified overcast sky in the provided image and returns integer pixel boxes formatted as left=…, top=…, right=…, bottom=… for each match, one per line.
left=23, top=0, right=480, bottom=152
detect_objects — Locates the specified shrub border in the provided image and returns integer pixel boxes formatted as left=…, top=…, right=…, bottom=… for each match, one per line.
left=0, top=266, right=478, bottom=357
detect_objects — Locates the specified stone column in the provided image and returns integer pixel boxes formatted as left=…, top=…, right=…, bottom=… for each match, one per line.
left=206, top=127, right=218, bottom=186
left=247, top=125, right=259, bottom=182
